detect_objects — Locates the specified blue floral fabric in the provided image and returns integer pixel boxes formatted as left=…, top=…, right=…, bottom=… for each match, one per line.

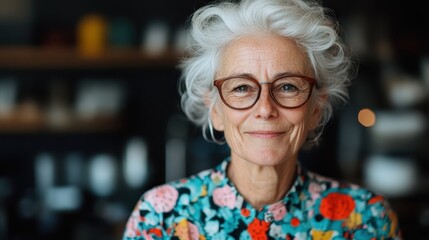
left=123, top=158, right=401, bottom=239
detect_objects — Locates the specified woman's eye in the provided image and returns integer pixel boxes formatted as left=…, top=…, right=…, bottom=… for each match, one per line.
left=233, top=85, right=250, bottom=93
left=281, top=84, right=298, bottom=92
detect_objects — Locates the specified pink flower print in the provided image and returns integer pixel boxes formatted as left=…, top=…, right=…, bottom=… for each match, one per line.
left=210, top=171, right=224, bottom=185
left=268, top=202, right=287, bottom=221
left=309, top=182, right=322, bottom=202
left=315, top=174, right=339, bottom=189
left=125, top=226, right=153, bottom=240
left=213, top=185, right=236, bottom=209
left=124, top=205, right=144, bottom=238
left=145, top=185, right=179, bottom=213
left=349, top=183, right=360, bottom=190
left=308, top=209, right=314, bottom=218
left=142, top=230, right=154, bottom=240
left=124, top=215, right=140, bottom=238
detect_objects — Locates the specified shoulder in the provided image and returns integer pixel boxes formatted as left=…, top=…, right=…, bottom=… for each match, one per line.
left=305, top=170, right=383, bottom=199
left=141, top=168, right=214, bottom=212
left=305, top=170, right=390, bottom=213
left=305, top=170, right=402, bottom=239
left=123, top=168, right=216, bottom=239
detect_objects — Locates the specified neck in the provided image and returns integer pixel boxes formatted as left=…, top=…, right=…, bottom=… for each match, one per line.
left=227, top=157, right=297, bottom=210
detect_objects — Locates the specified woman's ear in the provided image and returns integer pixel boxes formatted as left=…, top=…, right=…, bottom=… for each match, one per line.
left=205, top=90, right=224, bottom=131
left=309, top=106, right=321, bottom=131
left=309, top=94, right=327, bottom=130
left=210, top=102, right=225, bottom=131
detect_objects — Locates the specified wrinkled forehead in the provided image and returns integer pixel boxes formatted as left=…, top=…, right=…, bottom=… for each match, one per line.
left=216, top=34, right=313, bottom=79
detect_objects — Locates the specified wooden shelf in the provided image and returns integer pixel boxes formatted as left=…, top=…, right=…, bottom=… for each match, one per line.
left=0, top=47, right=181, bottom=69
left=0, top=114, right=124, bottom=133
left=0, top=118, right=123, bottom=134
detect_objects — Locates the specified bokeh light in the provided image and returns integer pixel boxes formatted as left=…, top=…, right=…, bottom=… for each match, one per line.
left=358, top=108, right=376, bottom=127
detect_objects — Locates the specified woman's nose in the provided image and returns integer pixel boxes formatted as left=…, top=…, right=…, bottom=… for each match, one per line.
left=253, top=85, right=278, bottom=119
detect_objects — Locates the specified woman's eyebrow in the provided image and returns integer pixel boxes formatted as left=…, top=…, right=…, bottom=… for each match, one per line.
left=218, top=72, right=256, bottom=79
left=220, top=71, right=305, bottom=80
left=273, top=71, right=304, bottom=79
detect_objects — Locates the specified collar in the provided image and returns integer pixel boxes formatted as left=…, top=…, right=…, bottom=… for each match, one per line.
left=213, top=157, right=307, bottom=211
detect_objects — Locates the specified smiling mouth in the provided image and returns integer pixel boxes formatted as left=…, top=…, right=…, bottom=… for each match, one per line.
left=246, top=131, right=285, bottom=138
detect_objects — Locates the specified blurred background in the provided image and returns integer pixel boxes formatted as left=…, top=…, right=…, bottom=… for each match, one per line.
left=0, top=0, right=427, bottom=239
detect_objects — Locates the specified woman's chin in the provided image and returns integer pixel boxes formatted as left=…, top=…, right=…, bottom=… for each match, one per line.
left=243, top=150, right=292, bottom=167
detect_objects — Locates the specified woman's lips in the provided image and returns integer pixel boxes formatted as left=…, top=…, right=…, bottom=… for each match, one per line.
left=245, top=131, right=285, bottom=138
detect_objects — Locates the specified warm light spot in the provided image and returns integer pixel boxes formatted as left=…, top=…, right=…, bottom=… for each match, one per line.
left=358, top=108, right=376, bottom=127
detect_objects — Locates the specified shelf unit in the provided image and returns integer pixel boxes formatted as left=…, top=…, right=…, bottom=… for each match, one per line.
left=0, top=47, right=181, bottom=134
left=0, top=47, right=180, bottom=69
left=0, top=114, right=124, bottom=133
left=0, top=46, right=184, bottom=240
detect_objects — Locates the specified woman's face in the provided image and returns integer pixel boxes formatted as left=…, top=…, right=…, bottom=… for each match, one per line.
left=211, top=34, right=321, bottom=166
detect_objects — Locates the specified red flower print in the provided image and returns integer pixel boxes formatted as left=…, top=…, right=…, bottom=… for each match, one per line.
left=241, top=208, right=250, bottom=217
left=248, top=218, right=269, bottom=240
left=291, top=217, right=300, bottom=227
left=148, top=228, right=163, bottom=237
left=320, top=193, right=355, bottom=220
left=368, top=195, right=384, bottom=204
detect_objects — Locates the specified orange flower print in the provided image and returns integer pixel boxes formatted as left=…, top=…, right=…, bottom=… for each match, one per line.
left=248, top=218, right=269, bottom=240
left=174, top=219, right=200, bottom=240
left=320, top=193, right=355, bottom=220
left=344, top=211, right=362, bottom=229
left=388, top=209, right=399, bottom=237
left=311, top=229, right=337, bottom=240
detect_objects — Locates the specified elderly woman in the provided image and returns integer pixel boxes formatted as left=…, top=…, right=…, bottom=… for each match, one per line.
left=123, top=0, right=401, bottom=239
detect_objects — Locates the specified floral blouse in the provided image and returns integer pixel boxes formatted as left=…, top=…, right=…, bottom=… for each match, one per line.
left=123, top=158, right=401, bottom=239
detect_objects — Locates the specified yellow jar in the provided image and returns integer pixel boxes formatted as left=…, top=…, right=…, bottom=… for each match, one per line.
left=76, top=14, right=107, bottom=58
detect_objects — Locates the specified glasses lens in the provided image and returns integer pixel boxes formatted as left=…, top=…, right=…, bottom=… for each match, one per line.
left=221, top=77, right=259, bottom=109
left=272, top=76, right=311, bottom=108
left=217, top=76, right=313, bottom=109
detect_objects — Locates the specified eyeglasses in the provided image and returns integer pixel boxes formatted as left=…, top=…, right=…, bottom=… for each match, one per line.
left=213, top=74, right=317, bottom=110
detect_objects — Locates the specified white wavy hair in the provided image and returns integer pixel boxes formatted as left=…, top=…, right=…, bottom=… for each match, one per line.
left=178, top=0, right=354, bottom=147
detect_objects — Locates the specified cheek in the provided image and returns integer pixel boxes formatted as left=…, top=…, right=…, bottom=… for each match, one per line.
left=306, top=103, right=321, bottom=130
left=222, top=110, right=246, bottom=132
left=284, top=106, right=316, bottom=132
left=285, top=109, right=309, bottom=125
left=212, top=104, right=247, bottom=132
